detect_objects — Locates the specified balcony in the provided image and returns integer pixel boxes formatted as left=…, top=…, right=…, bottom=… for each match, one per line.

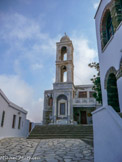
left=73, top=98, right=97, bottom=107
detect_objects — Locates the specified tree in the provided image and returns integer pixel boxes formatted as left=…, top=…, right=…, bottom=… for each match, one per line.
left=88, top=62, right=102, bottom=104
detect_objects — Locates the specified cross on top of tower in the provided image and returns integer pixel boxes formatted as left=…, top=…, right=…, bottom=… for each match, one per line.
left=60, top=33, right=70, bottom=42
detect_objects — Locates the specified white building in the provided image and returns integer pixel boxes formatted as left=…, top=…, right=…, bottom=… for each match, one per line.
left=93, top=0, right=122, bottom=161
left=0, top=89, right=29, bottom=139
left=43, top=35, right=100, bottom=125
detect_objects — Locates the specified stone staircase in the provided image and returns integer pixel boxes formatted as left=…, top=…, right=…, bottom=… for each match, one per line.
left=28, top=125, right=93, bottom=146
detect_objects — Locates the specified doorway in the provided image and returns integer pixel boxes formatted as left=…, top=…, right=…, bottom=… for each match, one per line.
left=81, top=111, right=87, bottom=124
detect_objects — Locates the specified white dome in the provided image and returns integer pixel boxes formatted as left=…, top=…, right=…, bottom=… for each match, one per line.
left=60, top=34, right=70, bottom=42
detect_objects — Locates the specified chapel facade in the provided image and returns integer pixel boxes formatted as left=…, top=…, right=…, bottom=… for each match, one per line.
left=43, top=35, right=100, bottom=125
left=92, top=0, right=122, bottom=161
left=95, top=0, right=122, bottom=112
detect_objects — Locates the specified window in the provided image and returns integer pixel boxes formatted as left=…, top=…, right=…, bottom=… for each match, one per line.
left=107, top=73, right=120, bottom=112
left=18, top=117, right=21, bottom=129
left=1, top=111, right=5, bottom=127
left=101, top=10, right=114, bottom=49
left=48, top=97, right=53, bottom=106
left=100, top=0, right=122, bottom=50
left=90, top=92, right=94, bottom=98
left=60, top=103, right=65, bottom=115
left=57, top=95, right=67, bottom=117
left=79, top=91, right=87, bottom=98
left=106, top=13, right=114, bottom=40
left=12, top=115, right=16, bottom=128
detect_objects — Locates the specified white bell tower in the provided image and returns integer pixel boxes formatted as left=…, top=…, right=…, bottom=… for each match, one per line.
left=53, top=34, right=74, bottom=124
left=55, top=34, right=74, bottom=84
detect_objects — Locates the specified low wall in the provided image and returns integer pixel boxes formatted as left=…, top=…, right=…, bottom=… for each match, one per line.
left=92, top=105, right=122, bottom=162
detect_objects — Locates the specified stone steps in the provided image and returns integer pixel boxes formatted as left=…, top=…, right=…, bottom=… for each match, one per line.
left=28, top=125, right=93, bottom=146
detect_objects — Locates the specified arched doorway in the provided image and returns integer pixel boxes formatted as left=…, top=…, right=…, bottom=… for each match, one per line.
left=107, top=73, right=120, bottom=112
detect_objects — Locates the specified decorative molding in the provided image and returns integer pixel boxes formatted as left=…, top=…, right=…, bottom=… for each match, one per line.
left=104, top=58, right=122, bottom=88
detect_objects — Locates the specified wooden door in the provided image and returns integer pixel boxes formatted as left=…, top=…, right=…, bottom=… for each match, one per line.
left=81, top=111, right=87, bottom=124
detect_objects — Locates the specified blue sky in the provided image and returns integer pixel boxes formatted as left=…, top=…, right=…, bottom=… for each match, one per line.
left=0, top=0, right=100, bottom=122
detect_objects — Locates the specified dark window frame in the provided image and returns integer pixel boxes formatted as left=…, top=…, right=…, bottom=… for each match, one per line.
left=18, top=117, right=21, bottom=129
left=1, top=111, right=5, bottom=127
left=12, top=115, right=16, bottom=128
left=106, top=13, right=114, bottom=41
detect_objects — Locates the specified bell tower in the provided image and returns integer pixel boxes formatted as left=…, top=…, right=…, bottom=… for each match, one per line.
left=55, top=34, right=74, bottom=84
left=52, top=34, right=74, bottom=124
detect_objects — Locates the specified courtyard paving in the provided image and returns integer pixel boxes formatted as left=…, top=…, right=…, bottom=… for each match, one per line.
left=0, top=138, right=94, bottom=162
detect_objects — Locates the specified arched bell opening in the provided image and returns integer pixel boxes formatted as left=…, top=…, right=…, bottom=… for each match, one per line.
left=61, top=65, right=67, bottom=82
left=61, top=46, right=67, bottom=61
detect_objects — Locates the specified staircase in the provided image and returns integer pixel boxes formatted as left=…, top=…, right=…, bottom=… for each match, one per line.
left=28, top=125, right=93, bottom=146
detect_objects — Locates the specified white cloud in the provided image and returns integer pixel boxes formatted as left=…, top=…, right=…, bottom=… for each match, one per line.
left=0, top=12, right=58, bottom=72
left=71, top=35, right=97, bottom=85
left=0, top=13, right=44, bottom=41
left=31, top=63, right=43, bottom=71
left=93, top=1, right=100, bottom=9
left=0, top=75, right=43, bottom=122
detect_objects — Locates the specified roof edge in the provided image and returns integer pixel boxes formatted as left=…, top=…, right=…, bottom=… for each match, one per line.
left=94, top=0, right=102, bottom=19
left=0, top=89, right=27, bottom=114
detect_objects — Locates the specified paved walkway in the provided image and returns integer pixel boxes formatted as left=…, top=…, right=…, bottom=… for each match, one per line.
left=0, top=138, right=94, bottom=162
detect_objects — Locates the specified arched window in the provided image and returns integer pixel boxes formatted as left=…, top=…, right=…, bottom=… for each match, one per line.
left=107, top=73, right=120, bottom=112
left=57, top=95, right=68, bottom=117
left=106, top=13, right=114, bottom=40
left=101, top=10, right=114, bottom=49
left=61, top=65, right=67, bottom=82
left=61, top=46, right=67, bottom=61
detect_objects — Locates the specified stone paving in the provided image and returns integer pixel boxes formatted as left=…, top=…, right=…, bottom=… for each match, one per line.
left=0, top=138, right=94, bottom=162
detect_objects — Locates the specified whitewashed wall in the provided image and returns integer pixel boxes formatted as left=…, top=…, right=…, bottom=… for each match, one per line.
left=92, top=106, right=122, bottom=162
left=95, top=0, right=122, bottom=111
left=0, top=91, right=29, bottom=139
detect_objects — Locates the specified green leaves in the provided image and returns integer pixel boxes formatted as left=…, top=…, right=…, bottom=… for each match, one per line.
left=88, top=62, right=102, bottom=104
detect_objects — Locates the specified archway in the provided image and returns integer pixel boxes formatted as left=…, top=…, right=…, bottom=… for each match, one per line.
left=107, top=73, right=120, bottom=112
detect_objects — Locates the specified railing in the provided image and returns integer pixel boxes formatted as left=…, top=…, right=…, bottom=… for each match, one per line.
left=73, top=98, right=97, bottom=105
